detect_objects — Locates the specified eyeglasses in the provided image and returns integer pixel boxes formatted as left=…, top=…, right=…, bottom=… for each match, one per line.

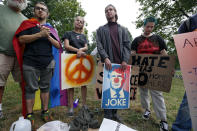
left=35, top=6, right=48, bottom=12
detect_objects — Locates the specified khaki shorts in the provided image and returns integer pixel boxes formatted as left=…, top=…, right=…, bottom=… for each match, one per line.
left=0, top=53, right=21, bottom=86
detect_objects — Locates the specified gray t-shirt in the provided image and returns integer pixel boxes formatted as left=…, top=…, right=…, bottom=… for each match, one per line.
left=0, top=5, right=27, bottom=56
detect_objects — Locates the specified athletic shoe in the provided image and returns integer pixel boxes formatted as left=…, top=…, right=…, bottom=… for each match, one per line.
left=26, top=113, right=35, bottom=129
left=160, top=120, right=168, bottom=131
left=142, top=109, right=151, bottom=120
left=41, top=110, right=53, bottom=122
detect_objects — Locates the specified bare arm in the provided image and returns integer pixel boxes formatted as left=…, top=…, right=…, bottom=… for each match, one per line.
left=48, top=36, right=60, bottom=49
left=64, top=39, right=79, bottom=53
left=18, top=26, right=50, bottom=44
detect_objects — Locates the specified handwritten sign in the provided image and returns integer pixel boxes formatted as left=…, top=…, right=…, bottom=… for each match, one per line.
left=101, top=64, right=131, bottom=109
left=61, top=54, right=96, bottom=89
left=173, top=31, right=197, bottom=131
left=128, top=54, right=175, bottom=92
left=95, top=61, right=139, bottom=100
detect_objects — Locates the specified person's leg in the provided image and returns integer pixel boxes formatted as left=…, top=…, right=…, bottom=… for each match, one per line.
left=39, top=66, right=53, bottom=122
left=139, top=87, right=150, bottom=111
left=172, top=92, right=192, bottom=131
left=0, top=54, right=15, bottom=118
left=150, top=90, right=168, bottom=131
left=68, top=88, right=74, bottom=109
left=81, top=86, right=87, bottom=106
left=23, top=64, right=39, bottom=114
left=150, top=90, right=167, bottom=121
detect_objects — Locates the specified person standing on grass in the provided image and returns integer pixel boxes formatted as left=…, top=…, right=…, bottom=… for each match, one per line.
left=14, top=2, right=61, bottom=127
left=172, top=13, right=197, bottom=131
left=0, top=0, right=27, bottom=118
left=96, top=4, right=131, bottom=122
left=131, top=16, right=168, bottom=131
left=62, top=16, right=88, bottom=117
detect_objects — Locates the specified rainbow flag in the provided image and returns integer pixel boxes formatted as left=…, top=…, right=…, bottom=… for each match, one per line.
left=13, top=19, right=68, bottom=116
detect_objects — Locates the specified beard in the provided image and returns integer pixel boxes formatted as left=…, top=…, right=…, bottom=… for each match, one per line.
left=7, top=0, right=27, bottom=11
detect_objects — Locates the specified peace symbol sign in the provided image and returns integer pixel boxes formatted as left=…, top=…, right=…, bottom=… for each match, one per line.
left=65, top=55, right=95, bottom=84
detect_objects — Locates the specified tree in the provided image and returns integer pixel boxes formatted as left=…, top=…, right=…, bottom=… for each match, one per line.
left=3, top=0, right=86, bottom=37
left=87, top=31, right=97, bottom=55
left=135, top=0, right=197, bottom=68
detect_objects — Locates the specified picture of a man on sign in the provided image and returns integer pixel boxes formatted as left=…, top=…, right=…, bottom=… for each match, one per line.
left=102, top=64, right=130, bottom=109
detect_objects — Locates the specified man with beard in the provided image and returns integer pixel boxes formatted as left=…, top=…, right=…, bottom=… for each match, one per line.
left=96, top=4, right=131, bottom=122
left=14, top=2, right=60, bottom=126
left=0, top=0, right=27, bottom=118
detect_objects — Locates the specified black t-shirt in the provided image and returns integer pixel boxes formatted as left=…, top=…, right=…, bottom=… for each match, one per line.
left=131, top=34, right=167, bottom=54
left=62, top=31, right=88, bottom=54
left=17, top=26, right=54, bottom=69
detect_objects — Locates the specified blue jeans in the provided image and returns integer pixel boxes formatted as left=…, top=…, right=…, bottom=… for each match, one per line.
left=172, top=92, right=192, bottom=131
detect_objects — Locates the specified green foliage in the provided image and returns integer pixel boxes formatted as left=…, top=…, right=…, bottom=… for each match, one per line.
left=87, top=31, right=97, bottom=54
left=19, top=0, right=86, bottom=37
left=135, top=0, right=196, bottom=69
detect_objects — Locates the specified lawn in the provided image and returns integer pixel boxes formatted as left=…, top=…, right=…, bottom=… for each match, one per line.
left=0, top=73, right=185, bottom=131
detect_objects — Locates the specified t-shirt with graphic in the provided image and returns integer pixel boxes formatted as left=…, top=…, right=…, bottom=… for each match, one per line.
left=131, top=34, right=167, bottom=54
left=0, top=5, right=27, bottom=56
left=62, top=31, right=88, bottom=54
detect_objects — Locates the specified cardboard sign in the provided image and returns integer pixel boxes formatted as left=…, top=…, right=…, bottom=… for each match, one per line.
left=173, top=31, right=197, bottom=131
left=61, top=54, right=96, bottom=89
left=99, top=118, right=137, bottom=131
left=95, top=61, right=139, bottom=100
left=128, top=54, right=175, bottom=92
left=101, top=64, right=131, bottom=109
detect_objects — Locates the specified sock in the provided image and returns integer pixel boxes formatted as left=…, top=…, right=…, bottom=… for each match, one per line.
left=0, top=103, right=2, bottom=111
left=69, top=108, right=73, bottom=113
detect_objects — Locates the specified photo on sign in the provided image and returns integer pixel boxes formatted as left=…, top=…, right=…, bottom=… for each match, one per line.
left=102, top=64, right=131, bottom=109
left=61, top=54, right=96, bottom=89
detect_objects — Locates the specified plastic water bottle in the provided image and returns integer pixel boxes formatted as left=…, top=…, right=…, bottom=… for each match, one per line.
left=73, top=98, right=79, bottom=108
left=10, top=117, right=31, bottom=131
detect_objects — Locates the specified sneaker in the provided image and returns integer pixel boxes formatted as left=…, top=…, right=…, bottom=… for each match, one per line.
left=26, top=113, right=35, bottom=128
left=41, top=110, right=53, bottom=122
left=0, top=110, right=3, bottom=118
left=160, top=121, right=168, bottom=131
left=142, top=109, right=151, bottom=120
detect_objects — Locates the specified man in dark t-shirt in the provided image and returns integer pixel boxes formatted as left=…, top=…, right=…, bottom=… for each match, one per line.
left=131, top=16, right=168, bottom=131
left=17, top=2, right=60, bottom=126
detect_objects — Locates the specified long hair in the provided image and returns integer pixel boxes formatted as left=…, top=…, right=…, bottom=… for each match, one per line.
left=105, top=4, right=118, bottom=22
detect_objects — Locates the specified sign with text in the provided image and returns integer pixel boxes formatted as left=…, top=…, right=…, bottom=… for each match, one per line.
left=61, top=54, right=96, bottom=89
left=129, top=54, right=175, bottom=92
left=95, top=61, right=139, bottom=100
left=173, top=31, right=197, bottom=131
left=102, top=64, right=131, bottom=109
left=99, top=118, right=137, bottom=131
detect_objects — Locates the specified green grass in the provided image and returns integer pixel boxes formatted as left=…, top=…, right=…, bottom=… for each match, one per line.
left=0, top=73, right=185, bottom=131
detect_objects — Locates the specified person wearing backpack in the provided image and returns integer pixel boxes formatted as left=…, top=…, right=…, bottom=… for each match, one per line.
left=172, top=13, right=197, bottom=131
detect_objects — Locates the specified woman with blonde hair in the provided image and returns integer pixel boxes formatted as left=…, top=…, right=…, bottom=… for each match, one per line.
left=62, top=16, right=88, bottom=116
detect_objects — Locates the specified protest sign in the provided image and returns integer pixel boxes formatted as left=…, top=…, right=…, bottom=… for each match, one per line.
left=99, top=118, right=137, bottom=131
left=95, top=61, right=139, bottom=100
left=173, top=31, right=197, bottom=130
left=129, top=54, right=175, bottom=92
left=101, top=64, right=131, bottom=109
left=61, top=54, right=96, bottom=89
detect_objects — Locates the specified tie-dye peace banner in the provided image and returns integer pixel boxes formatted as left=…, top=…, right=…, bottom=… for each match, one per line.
left=173, top=31, right=197, bottom=131
left=61, top=54, right=96, bottom=89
